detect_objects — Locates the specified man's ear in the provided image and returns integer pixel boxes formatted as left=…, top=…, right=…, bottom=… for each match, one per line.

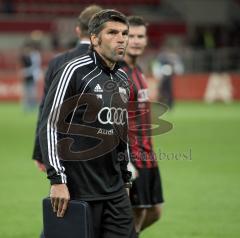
left=75, top=26, right=81, bottom=38
left=90, top=34, right=99, bottom=47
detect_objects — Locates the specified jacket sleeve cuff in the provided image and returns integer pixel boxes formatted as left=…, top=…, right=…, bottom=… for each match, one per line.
left=48, top=173, right=67, bottom=185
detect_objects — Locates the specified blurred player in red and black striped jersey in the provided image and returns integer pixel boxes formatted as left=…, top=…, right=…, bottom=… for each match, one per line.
left=121, top=16, right=164, bottom=236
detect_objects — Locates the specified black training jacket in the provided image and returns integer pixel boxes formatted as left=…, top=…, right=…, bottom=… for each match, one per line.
left=39, top=50, right=132, bottom=200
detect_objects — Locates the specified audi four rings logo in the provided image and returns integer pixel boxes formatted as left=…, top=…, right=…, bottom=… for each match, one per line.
left=98, top=107, right=127, bottom=125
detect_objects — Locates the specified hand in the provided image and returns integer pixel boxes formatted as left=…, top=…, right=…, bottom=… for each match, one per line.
left=127, top=162, right=139, bottom=181
left=50, top=184, right=70, bottom=218
left=34, top=160, right=46, bottom=172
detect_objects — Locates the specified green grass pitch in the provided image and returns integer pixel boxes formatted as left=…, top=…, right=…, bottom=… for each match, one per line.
left=0, top=102, right=239, bottom=238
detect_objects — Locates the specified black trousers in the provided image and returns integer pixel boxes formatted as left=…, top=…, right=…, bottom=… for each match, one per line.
left=41, top=192, right=136, bottom=238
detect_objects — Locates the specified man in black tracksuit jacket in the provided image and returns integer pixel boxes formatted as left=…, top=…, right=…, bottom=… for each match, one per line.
left=33, top=5, right=102, bottom=169
left=39, top=10, right=136, bottom=238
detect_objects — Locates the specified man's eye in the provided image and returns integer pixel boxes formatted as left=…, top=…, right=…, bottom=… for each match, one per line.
left=108, top=30, right=117, bottom=34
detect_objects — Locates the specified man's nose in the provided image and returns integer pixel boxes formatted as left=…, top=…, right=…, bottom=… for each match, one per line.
left=117, top=33, right=125, bottom=42
left=133, top=37, right=140, bottom=44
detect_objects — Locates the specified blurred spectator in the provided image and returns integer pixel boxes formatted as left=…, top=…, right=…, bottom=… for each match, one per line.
left=192, top=24, right=240, bottom=49
left=49, top=23, right=61, bottom=51
left=152, top=46, right=184, bottom=109
left=203, top=27, right=216, bottom=50
left=20, top=40, right=42, bottom=111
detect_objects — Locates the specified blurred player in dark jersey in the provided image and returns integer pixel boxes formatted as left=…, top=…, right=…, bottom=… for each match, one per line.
left=32, top=5, right=102, bottom=171
left=121, top=16, right=164, bottom=237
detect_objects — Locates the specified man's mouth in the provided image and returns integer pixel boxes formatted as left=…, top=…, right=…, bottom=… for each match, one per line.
left=116, top=47, right=125, bottom=55
left=117, top=46, right=125, bottom=51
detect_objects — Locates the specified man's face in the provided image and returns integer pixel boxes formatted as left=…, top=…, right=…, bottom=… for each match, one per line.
left=93, top=21, right=129, bottom=63
left=126, top=25, right=147, bottom=57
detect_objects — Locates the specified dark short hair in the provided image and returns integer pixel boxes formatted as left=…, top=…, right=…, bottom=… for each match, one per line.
left=77, top=5, right=103, bottom=37
left=88, top=9, right=129, bottom=35
left=127, top=16, right=148, bottom=28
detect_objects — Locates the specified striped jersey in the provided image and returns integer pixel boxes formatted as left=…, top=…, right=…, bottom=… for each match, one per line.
left=122, top=62, right=158, bottom=169
left=39, top=50, right=131, bottom=200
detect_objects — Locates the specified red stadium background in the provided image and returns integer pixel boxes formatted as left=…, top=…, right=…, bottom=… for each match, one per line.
left=1, top=0, right=240, bottom=102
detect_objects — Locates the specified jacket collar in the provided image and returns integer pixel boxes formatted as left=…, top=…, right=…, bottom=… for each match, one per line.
left=76, top=42, right=90, bottom=50
left=90, top=50, right=120, bottom=74
left=79, top=40, right=90, bottom=45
